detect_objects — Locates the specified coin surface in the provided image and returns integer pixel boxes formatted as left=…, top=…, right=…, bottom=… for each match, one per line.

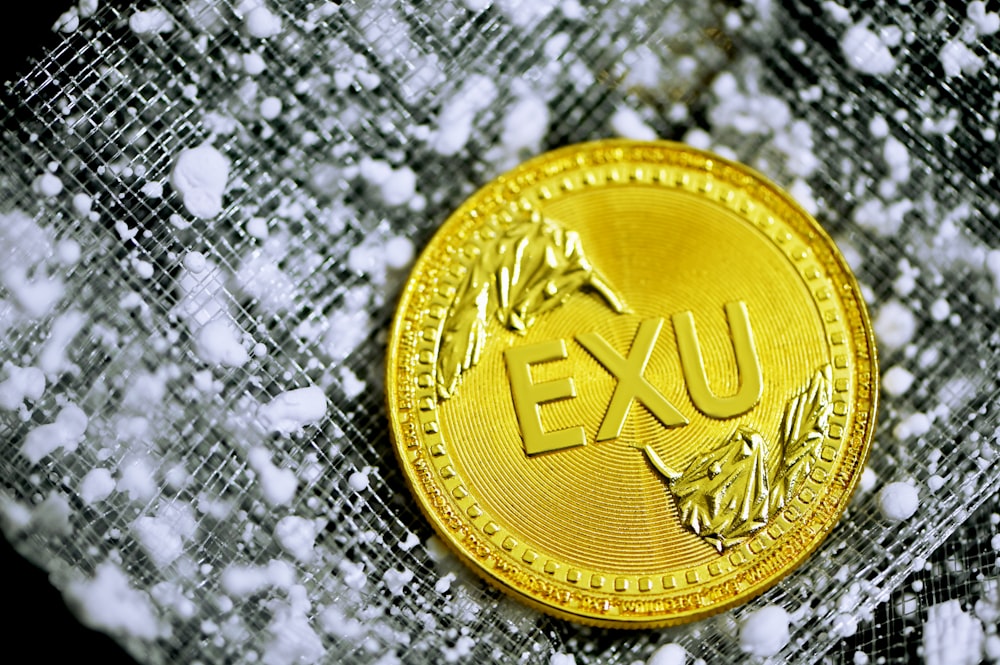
left=386, top=140, right=878, bottom=627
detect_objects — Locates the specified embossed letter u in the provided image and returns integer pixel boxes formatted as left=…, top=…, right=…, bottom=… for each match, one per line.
left=672, top=301, right=762, bottom=419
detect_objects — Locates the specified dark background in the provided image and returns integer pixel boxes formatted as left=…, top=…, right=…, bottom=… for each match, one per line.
left=1, top=5, right=65, bottom=84
left=2, top=3, right=139, bottom=665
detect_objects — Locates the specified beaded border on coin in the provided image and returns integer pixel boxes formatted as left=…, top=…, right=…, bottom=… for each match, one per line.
left=386, top=140, right=878, bottom=627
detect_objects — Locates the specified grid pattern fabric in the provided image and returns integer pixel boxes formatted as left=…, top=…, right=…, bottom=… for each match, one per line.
left=1, top=1, right=999, bottom=664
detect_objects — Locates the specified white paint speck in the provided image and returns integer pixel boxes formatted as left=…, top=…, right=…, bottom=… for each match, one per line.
left=0, top=210, right=66, bottom=318
left=261, top=601, right=326, bottom=665
left=22, top=402, right=88, bottom=464
left=882, top=365, right=914, bottom=397
left=220, top=560, right=295, bottom=596
left=893, top=412, right=931, bottom=440
left=183, top=251, right=207, bottom=273
left=57, top=238, right=80, bottom=265
left=858, top=466, right=877, bottom=494
left=133, top=515, right=185, bottom=568
left=129, top=8, right=174, bottom=35
left=243, top=52, right=266, bottom=75
left=435, top=572, right=456, bottom=594
left=647, top=643, right=687, bottom=665
left=869, top=115, right=889, bottom=138
left=399, top=531, right=420, bottom=551
left=930, top=298, right=950, bottom=322
left=610, top=106, right=657, bottom=141
left=63, top=561, right=162, bottom=640
left=923, top=600, right=984, bottom=665
left=789, top=179, right=819, bottom=216
left=878, top=481, right=919, bottom=522
left=338, top=559, right=367, bottom=590
left=117, top=455, right=157, bottom=502
left=986, top=635, right=1000, bottom=663
left=385, top=236, right=415, bottom=270
left=258, top=387, right=327, bottom=434
left=246, top=217, right=269, bottom=238
left=38, top=309, right=86, bottom=377
left=72, top=193, right=93, bottom=216
left=321, top=307, right=371, bottom=363
left=247, top=447, right=297, bottom=506
left=132, top=258, right=154, bottom=279
left=822, top=2, right=852, bottom=24
left=0, top=496, right=32, bottom=535
left=940, top=40, right=985, bottom=79
left=832, top=612, right=858, bottom=638
left=54, top=7, right=81, bottom=33
left=873, top=300, right=917, bottom=352
left=195, top=319, right=249, bottom=367
left=431, top=75, right=497, bottom=156
left=841, top=22, right=896, bottom=75
left=140, top=181, right=164, bottom=198
left=359, top=158, right=417, bottom=207
left=150, top=581, right=196, bottom=619
left=260, top=96, right=283, bottom=120
left=853, top=198, right=912, bottom=237
left=245, top=5, right=282, bottom=39
left=739, top=604, right=790, bottom=657
left=0, top=363, right=45, bottom=411
left=883, top=135, right=910, bottom=183
left=33, top=492, right=73, bottom=537
left=382, top=568, right=413, bottom=596
left=339, top=367, right=365, bottom=400
left=684, top=128, right=712, bottom=150
left=496, top=92, right=549, bottom=163
left=79, top=468, right=115, bottom=505
left=33, top=172, right=64, bottom=197
left=319, top=604, right=365, bottom=640
left=969, top=2, right=1000, bottom=36
left=382, top=166, right=417, bottom=207
left=348, top=469, right=370, bottom=492
left=78, top=0, right=99, bottom=18
left=274, top=515, right=316, bottom=563
left=170, top=144, right=230, bottom=220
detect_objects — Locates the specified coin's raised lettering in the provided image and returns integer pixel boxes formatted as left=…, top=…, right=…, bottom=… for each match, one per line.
left=505, top=304, right=761, bottom=454
left=577, top=318, right=688, bottom=442
left=504, top=339, right=586, bottom=455
left=674, top=301, right=762, bottom=418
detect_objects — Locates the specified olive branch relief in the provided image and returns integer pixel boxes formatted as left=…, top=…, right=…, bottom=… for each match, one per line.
left=434, top=209, right=626, bottom=401
left=643, top=365, right=834, bottom=552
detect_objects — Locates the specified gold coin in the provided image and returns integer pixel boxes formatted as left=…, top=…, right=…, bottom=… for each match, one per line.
left=386, top=140, right=878, bottom=627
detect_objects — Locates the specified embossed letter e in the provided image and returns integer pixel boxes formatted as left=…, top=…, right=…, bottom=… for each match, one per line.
left=505, top=339, right=587, bottom=455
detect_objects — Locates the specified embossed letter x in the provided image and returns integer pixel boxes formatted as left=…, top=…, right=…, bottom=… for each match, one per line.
left=576, top=319, right=689, bottom=441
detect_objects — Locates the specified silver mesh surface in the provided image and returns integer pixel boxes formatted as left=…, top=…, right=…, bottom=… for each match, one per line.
left=2, top=1, right=1000, bottom=664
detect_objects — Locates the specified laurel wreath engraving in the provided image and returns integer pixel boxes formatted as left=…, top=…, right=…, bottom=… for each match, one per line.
left=435, top=209, right=627, bottom=401
left=642, top=365, right=833, bottom=552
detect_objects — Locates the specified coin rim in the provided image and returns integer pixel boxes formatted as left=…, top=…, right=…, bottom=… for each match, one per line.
left=385, top=139, right=879, bottom=628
